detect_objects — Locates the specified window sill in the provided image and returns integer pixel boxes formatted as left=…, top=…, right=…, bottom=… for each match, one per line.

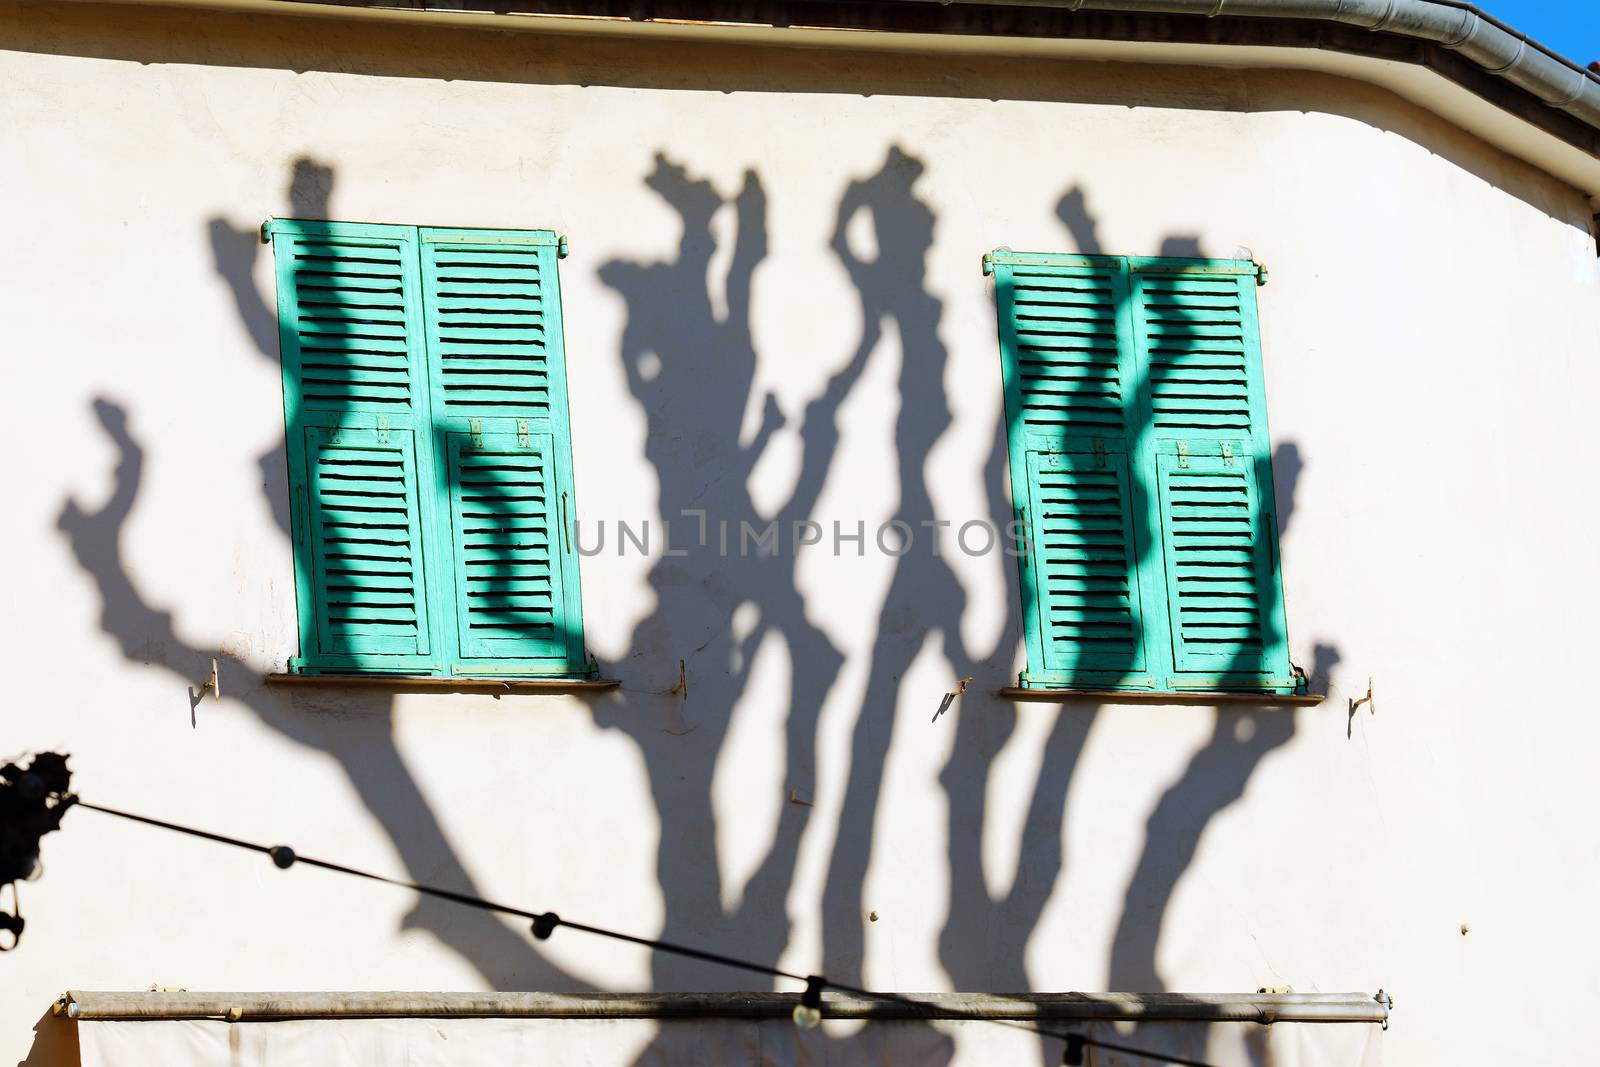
left=1000, top=687, right=1324, bottom=707
left=266, top=673, right=620, bottom=694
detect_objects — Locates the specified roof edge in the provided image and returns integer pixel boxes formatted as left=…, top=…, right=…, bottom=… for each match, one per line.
left=46, top=0, right=1600, bottom=196
left=983, top=1, right=1600, bottom=129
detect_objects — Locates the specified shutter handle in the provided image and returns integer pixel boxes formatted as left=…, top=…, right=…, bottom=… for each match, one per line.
left=1016, top=505, right=1029, bottom=567
left=561, top=491, right=571, bottom=554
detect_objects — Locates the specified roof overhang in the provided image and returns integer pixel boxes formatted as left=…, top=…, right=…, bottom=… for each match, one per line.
left=58, top=0, right=1600, bottom=200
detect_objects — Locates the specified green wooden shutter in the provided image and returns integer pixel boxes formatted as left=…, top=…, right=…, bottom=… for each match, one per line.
left=419, top=229, right=586, bottom=675
left=271, top=221, right=588, bottom=678
left=1129, top=261, right=1292, bottom=689
left=991, top=253, right=1159, bottom=688
left=992, top=252, right=1293, bottom=693
left=270, top=221, right=442, bottom=673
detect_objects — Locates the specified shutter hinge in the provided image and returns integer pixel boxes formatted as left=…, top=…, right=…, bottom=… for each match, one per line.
left=470, top=417, right=483, bottom=448
left=1093, top=439, right=1106, bottom=469
left=377, top=415, right=390, bottom=443
left=1177, top=441, right=1189, bottom=468
left=517, top=418, right=529, bottom=448
left=1221, top=441, right=1234, bottom=465
left=557, top=235, right=570, bottom=259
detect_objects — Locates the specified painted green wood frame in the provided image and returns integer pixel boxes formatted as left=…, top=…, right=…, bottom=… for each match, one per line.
left=267, top=219, right=589, bottom=678
left=988, top=250, right=1296, bottom=694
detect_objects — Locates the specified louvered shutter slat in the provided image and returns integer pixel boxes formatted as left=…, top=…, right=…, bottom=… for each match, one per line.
left=304, top=426, right=431, bottom=659
left=445, top=431, right=568, bottom=663
left=1154, top=454, right=1281, bottom=674
left=421, top=240, right=555, bottom=419
left=1134, top=271, right=1254, bottom=436
left=1025, top=452, right=1147, bottom=673
left=281, top=237, right=421, bottom=413
left=1004, top=263, right=1130, bottom=442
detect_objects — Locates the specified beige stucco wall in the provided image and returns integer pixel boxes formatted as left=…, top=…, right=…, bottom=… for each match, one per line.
left=3, top=2, right=1599, bottom=1063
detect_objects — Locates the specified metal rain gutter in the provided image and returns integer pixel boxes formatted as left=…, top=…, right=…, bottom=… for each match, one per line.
left=934, top=0, right=1600, bottom=133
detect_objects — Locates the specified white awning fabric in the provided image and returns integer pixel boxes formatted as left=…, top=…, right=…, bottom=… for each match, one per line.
left=77, top=1016, right=1383, bottom=1066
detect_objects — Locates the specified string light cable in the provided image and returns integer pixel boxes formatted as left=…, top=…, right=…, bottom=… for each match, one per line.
left=58, top=793, right=1214, bottom=1067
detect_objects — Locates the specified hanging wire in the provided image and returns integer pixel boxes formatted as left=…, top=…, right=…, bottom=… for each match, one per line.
left=67, top=797, right=1214, bottom=1067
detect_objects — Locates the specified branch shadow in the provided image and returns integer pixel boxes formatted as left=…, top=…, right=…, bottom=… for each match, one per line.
left=54, top=160, right=588, bottom=996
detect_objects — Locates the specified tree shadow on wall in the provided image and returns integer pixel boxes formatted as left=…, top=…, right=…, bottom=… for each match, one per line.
left=589, top=154, right=847, bottom=989
left=592, top=152, right=1337, bottom=1067
left=812, top=145, right=1027, bottom=986
left=57, top=160, right=586, bottom=995
left=1053, top=187, right=1334, bottom=1000
left=49, top=154, right=1341, bottom=1067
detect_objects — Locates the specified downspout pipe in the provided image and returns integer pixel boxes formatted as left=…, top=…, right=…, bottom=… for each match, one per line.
left=919, top=0, right=1600, bottom=133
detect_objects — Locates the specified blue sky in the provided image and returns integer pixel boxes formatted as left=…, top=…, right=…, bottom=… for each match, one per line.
left=1481, top=1, right=1599, bottom=66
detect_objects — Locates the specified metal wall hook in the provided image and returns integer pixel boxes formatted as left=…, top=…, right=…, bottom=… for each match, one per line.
left=194, top=658, right=220, bottom=702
